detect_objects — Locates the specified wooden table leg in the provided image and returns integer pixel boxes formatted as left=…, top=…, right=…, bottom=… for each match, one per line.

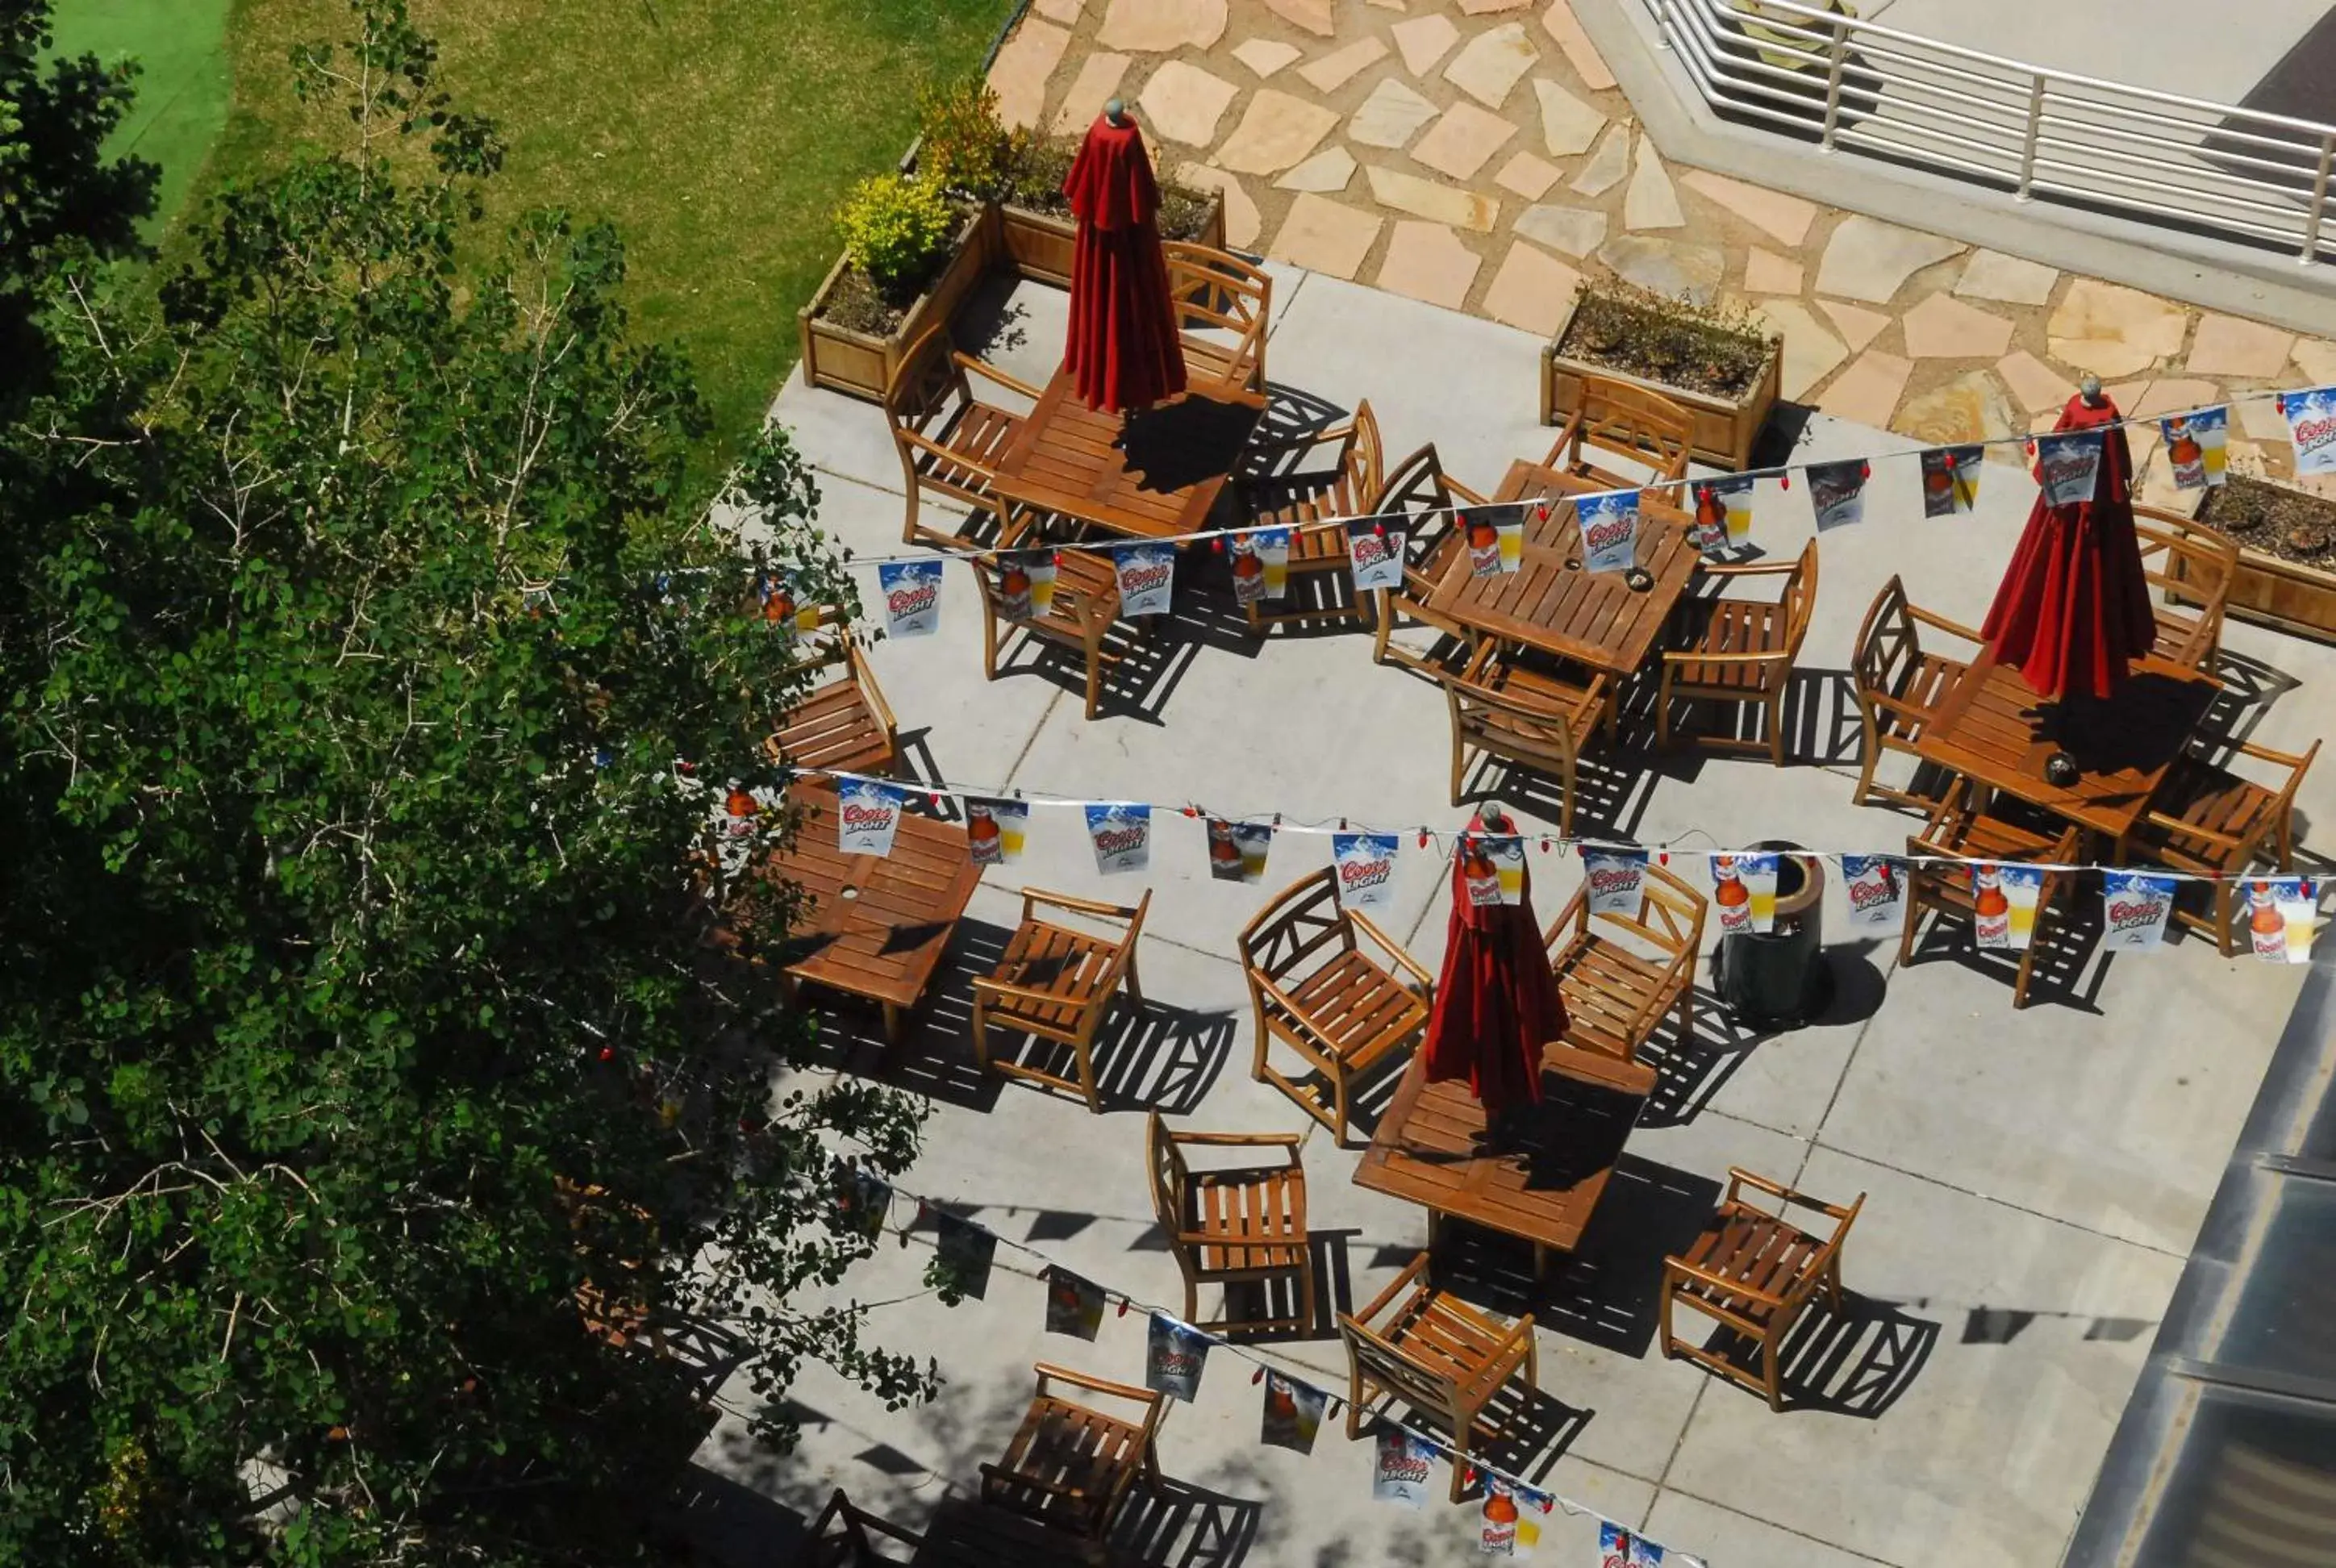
left=882, top=1002, right=905, bottom=1047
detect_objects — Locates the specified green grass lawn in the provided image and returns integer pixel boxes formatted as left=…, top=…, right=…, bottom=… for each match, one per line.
left=46, top=0, right=234, bottom=237
left=205, top=0, right=1015, bottom=465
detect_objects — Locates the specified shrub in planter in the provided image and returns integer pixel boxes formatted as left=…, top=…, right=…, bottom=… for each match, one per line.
left=1541, top=278, right=1782, bottom=470
left=916, top=80, right=1017, bottom=203
left=802, top=173, right=991, bottom=402
left=836, top=172, right=958, bottom=300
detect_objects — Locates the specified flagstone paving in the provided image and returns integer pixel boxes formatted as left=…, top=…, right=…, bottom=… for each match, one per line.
left=991, top=0, right=2334, bottom=510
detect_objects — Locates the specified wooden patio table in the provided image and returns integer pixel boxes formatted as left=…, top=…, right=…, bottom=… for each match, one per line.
left=1424, top=461, right=1700, bottom=680
left=1354, top=1045, right=1657, bottom=1279
left=1909, top=649, right=2220, bottom=851
left=753, top=782, right=982, bottom=1045
left=988, top=365, right=1262, bottom=542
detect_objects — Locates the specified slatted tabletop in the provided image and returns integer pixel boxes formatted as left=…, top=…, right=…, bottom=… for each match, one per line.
left=758, top=782, right=982, bottom=1033
left=1425, top=461, right=1700, bottom=679
left=1911, top=651, right=2219, bottom=844
left=1354, top=1047, right=1658, bottom=1262
left=990, top=365, right=1262, bottom=541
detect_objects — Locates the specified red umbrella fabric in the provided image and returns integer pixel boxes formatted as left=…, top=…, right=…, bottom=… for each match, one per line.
left=1422, top=814, right=1567, bottom=1120
left=1061, top=111, right=1187, bottom=415
left=1980, top=390, right=2157, bottom=701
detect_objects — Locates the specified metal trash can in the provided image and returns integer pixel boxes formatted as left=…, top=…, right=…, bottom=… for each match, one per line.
left=1713, top=840, right=1829, bottom=1028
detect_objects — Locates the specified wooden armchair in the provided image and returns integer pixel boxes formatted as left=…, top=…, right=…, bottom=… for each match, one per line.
left=1442, top=643, right=1612, bottom=835
left=980, top=1362, right=1163, bottom=1542
left=1898, top=778, right=2080, bottom=1008
left=1659, top=537, right=1819, bottom=766
left=1237, top=400, right=1385, bottom=631
left=764, top=605, right=899, bottom=777
left=1238, top=867, right=1433, bottom=1145
left=1661, top=1168, right=1863, bottom=1411
left=974, top=888, right=1149, bottom=1113
left=1367, top=442, right=1491, bottom=673
left=885, top=323, right=1044, bottom=548
left=2134, top=506, right=2240, bottom=670
left=1543, top=375, right=1693, bottom=498
left=970, top=543, right=1125, bottom=721
left=795, top=1491, right=923, bottom=1566
left=1145, top=1112, right=1312, bottom=1335
left=1543, top=858, right=1706, bottom=1063
left=2130, top=737, right=2317, bottom=954
left=1338, top=1252, right=1537, bottom=1503
left=1848, top=574, right=1981, bottom=811
left=1164, top=242, right=1270, bottom=403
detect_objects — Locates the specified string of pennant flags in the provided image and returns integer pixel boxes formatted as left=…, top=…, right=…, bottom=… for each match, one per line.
left=817, top=1153, right=1700, bottom=1564
left=711, top=767, right=2323, bottom=964
left=728, top=378, right=2336, bottom=589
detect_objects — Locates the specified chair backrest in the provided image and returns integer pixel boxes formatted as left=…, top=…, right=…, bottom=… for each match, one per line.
left=1237, top=867, right=1354, bottom=988
left=1369, top=442, right=1461, bottom=519
left=2133, top=507, right=2238, bottom=607
left=1778, top=539, right=1820, bottom=662
left=883, top=322, right=967, bottom=437
left=1145, top=1111, right=1188, bottom=1245
left=1851, top=574, right=1917, bottom=710
left=1163, top=243, right=1270, bottom=389
left=1339, top=1317, right=1462, bottom=1423
left=1445, top=651, right=1588, bottom=767
left=1345, top=401, right=1386, bottom=511
left=1569, top=375, right=1695, bottom=485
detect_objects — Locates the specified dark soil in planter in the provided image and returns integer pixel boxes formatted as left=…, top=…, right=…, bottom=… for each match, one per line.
left=1005, top=137, right=1215, bottom=240
left=2198, top=473, right=2336, bottom=569
left=1555, top=281, right=1775, bottom=401
left=814, top=208, right=984, bottom=337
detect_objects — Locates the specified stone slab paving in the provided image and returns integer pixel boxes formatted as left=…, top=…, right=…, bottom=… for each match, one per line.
left=987, top=0, right=2334, bottom=491
left=696, top=266, right=2336, bottom=1568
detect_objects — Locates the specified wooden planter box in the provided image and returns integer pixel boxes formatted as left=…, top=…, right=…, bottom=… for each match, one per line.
left=1539, top=303, right=1781, bottom=473
left=2166, top=487, right=2336, bottom=644
left=997, top=193, right=1228, bottom=287
left=798, top=206, right=999, bottom=403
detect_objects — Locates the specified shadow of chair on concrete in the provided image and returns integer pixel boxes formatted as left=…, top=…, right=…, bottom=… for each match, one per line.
left=1107, top=1474, right=1266, bottom=1568
left=1440, top=1155, right=1725, bottom=1362
left=655, top=1462, right=811, bottom=1568
left=1679, top=1290, right=1940, bottom=1420
left=976, top=995, right=1239, bottom=1118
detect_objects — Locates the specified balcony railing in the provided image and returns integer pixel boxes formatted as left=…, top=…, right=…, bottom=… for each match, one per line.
left=1644, top=0, right=2336, bottom=265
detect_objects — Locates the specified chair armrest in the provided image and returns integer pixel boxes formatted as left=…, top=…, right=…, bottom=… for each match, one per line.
left=1858, top=687, right=1934, bottom=723
left=1445, top=476, right=1490, bottom=506
left=954, top=352, right=1043, bottom=402
left=1349, top=909, right=1435, bottom=987
left=1700, top=557, right=1800, bottom=578
left=1036, top=1362, right=1162, bottom=1407
left=895, top=427, right=999, bottom=482
left=2140, top=810, right=2246, bottom=851
left=1662, top=646, right=1790, bottom=668
left=972, top=975, right=1084, bottom=1008
left=848, top=644, right=899, bottom=736
left=2233, top=737, right=2315, bottom=768
left=979, top=1462, right=1086, bottom=1503
left=1349, top=1249, right=1430, bottom=1326
left=1726, top=1166, right=1858, bottom=1222
left=1169, top=1128, right=1304, bottom=1149
left=1902, top=604, right=1985, bottom=643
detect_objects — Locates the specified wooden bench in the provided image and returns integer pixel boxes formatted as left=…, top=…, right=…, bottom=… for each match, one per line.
left=1659, top=538, right=1819, bottom=766
left=765, top=605, right=899, bottom=778
left=980, top=1364, right=1162, bottom=1544
left=2134, top=505, right=2240, bottom=670
left=1542, top=858, right=1705, bottom=1065
left=1164, top=242, right=1270, bottom=404
left=1146, top=1113, right=1312, bottom=1334
left=1541, top=373, right=1694, bottom=495
left=1849, top=574, right=1979, bottom=811
left=1338, top=1250, right=1538, bottom=1503
left=1662, top=1167, right=1863, bottom=1410
left=1239, top=867, right=1433, bottom=1145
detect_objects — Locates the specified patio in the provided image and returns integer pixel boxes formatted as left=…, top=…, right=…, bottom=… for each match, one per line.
left=685, top=261, right=2335, bottom=1567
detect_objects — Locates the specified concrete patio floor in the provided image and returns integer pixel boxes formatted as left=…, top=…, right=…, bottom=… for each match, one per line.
left=683, top=264, right=2336, bottom=1568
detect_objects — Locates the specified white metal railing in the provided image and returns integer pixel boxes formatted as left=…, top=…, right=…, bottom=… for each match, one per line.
left=1646, top=0, right=2336, bottom=265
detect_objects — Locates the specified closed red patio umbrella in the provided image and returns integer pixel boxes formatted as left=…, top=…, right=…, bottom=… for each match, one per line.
left=1060, top=102, right=1187, bottom=415
left=1981, top=382, right=2157, bottom=702
left=1423, top=810, right=1567, bottom=1122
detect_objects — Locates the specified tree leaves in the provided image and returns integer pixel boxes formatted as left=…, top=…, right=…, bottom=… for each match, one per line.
left=0, top=4, right=928, bottom=1561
